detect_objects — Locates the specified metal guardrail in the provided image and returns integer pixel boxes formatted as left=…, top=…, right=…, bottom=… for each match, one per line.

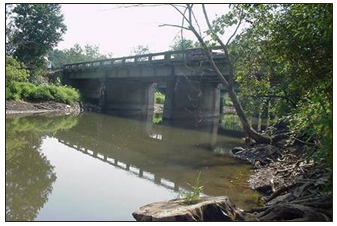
left=63, top=47, right=226, bottom=71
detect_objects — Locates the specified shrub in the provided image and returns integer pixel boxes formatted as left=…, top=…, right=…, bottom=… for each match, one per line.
left=6, top=82, right=80, bottom=105
left=20, top=82, right=37, bottom=100
left=33, top=85, right=54, bottom=101
left=6, top=56, right=29, bottom=83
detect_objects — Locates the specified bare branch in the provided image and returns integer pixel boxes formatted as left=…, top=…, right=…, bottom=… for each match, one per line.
left=170, top=4, right=190, bottom=24
left=159, top=24, right=190, bottom=30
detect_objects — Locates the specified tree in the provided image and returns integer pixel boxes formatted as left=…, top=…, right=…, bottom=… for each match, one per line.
left=7, top=4, right=67, bottom=70
left=130, top=45, right=150, bottom=56
left=48, top=44, right=109, bottom=68
left=165, top=4, right=271, bottom=143
left=6, top=56, right=29, bottom=83
left=169, top=37, right=198, bottom=51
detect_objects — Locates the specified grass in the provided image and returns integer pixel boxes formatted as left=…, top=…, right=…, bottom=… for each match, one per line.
left=179, top=172, right=203, bottom=205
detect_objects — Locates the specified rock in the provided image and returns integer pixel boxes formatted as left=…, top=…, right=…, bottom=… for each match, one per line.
left=132, top=196, right=245, bottom=221
left=248, top=168, right=274, bottom=195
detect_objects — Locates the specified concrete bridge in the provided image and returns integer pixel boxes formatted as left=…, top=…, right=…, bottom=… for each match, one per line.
left=61, top=47, right=229, bottom=119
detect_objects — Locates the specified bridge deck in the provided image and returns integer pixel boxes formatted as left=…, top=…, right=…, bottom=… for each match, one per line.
left=63, top=47, right=227, bottom=73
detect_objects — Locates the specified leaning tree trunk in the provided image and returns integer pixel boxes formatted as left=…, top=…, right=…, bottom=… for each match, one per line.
left=227, top=87, right=271, bottom=144
left=168, top=4, right=272, bottom=144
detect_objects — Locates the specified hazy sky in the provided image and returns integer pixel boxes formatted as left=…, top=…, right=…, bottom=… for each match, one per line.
left=57, top=4, right=232, bottom=57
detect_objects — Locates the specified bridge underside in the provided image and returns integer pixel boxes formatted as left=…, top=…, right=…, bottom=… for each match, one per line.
left=62, top=58, right=228, bottom=120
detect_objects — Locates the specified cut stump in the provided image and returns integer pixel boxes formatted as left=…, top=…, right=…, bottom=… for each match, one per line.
left=132, top=196, right=245, bottom=221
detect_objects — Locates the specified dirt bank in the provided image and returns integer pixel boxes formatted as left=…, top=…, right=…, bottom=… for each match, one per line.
left=6, top=100, right=81, bottom=115
left=232, top=122, right=332, bottom=221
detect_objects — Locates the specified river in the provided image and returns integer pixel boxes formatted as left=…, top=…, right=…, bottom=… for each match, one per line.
left=6, top=112, right=261, bottom=221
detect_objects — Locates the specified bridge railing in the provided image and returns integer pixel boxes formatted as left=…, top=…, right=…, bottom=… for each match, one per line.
left=63, top=47, right=225, bottom=71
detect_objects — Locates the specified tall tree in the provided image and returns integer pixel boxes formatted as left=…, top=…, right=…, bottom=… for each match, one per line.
left=166, top=4, right=271, bottom=143
left=7, top=4, right=66, bottom=69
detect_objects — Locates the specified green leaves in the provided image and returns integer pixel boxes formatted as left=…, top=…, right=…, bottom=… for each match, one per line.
left=48, top=44, right=109, bottom=68
left=6, top=81, right=80, bottom=105
left=8, top=4, right=66, bottom=70
left=6, top=55, right=29, bottom=83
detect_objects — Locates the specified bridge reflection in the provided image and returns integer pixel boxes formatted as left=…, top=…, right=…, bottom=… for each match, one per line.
left=58, top=139, right=181, bottom=192
left=53, top=113, right=253, bottom=199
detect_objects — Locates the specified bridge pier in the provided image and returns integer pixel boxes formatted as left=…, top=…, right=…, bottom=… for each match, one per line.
left=163, top=77, right=221, bottom=120
left=102, top=79, right=155, bottom=116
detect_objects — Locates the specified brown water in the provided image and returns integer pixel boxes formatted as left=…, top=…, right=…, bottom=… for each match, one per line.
left=6, top=112, right=261, bottom=221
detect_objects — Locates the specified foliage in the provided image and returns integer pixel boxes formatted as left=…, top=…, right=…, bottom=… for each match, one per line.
left=48, top=44, right=110, bottom=68
left=170, top=36, right=199, bottom=51
left=5, top=55, right=29, bottom=83
left=226, top=4, right=332, bottom=116
left=130, top=45, right=150, bottom=56
left=6, top=4, right=66, bottom=70
left=288, top=81, right=332, bottom=174
left=154, top=92, right=165, bottom=104
left=223, top=93, right=233, bottom=106
left=179, top=172, right=203, bottom=205
left=6, top=82, right=80, bottom=105
left=217, top=4, right=332, bottom=186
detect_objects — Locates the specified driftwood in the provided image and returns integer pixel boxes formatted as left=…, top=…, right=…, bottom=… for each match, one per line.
left=257, top=202, right=331, bottom=221
left=236, top=127, right=332, bottom=222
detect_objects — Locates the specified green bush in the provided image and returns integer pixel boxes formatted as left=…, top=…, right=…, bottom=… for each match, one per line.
left=155, top=92, right=165, bottom=104
left=6, top=82, right=80, bottom=105
left=6, top=56, right=29, bottom=83
left=33, top=85, right=54, bottom=101
left=20, top=82, right=37, bottom=99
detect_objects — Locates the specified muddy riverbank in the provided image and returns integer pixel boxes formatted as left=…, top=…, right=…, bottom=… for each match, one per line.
left=6, top=100, right=81, bottom=115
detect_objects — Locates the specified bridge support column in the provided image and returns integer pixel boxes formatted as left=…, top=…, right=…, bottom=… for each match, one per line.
left=103, top=79, right=155, bottom=116
left=163, top=77, right=221, bottom=120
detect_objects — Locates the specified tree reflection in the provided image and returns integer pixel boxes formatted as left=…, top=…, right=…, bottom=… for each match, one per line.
left=5, top=114, right=78, bottom=221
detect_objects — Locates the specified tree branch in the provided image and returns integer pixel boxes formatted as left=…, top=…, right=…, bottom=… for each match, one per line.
left=159, top=24, right=190, bottom=30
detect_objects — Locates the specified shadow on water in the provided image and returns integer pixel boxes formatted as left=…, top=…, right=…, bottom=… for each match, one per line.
left=6, top=112, right=261, bottom=221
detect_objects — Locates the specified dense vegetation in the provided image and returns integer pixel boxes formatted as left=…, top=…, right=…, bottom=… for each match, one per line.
left=6, top=56, right=80, bottom=104
left=230, top=4, right=332, bottom=178
left=6, top=4, right=80, bottom=105
left=171, top=4, right=332, bottom=189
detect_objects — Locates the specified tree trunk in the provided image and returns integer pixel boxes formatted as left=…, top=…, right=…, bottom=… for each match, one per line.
left=227, top=87, right=271, bottom=144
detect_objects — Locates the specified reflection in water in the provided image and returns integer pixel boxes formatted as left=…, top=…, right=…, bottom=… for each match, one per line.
left=5, top=115, right=78, bottom=221
left=6, top=112, right=261, bottom=221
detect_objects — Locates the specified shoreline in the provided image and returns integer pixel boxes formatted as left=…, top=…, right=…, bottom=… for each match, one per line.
left=232, top=122, right=332, bottom=221
left=6, top=100, right=82, bottom=115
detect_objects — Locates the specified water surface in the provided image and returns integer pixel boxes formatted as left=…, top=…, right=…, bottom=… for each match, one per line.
left=6, top=112, right=260, bottom=221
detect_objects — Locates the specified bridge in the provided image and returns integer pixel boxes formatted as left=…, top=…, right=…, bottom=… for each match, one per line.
left=61, top=47, right=229, bottom=119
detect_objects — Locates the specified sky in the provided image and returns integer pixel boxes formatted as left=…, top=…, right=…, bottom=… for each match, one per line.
left=57, top=4, right=231, bottom=57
